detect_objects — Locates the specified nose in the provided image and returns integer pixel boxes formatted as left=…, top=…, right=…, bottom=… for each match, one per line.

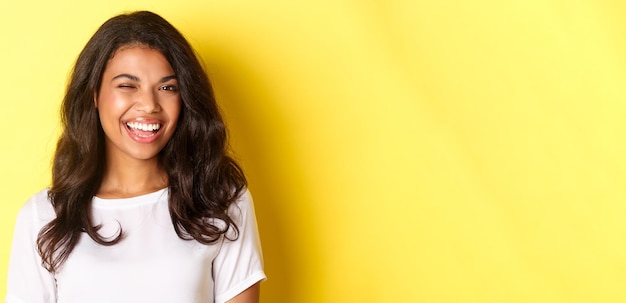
left=135, top=89, right=161, bottom=113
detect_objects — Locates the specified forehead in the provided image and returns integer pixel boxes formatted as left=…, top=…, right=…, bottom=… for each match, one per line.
left=103, top=45, right=174, bottom=77
left=110, top=42, right=154, bottom=57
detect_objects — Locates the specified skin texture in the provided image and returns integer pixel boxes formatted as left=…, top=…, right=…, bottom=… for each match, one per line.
left=226, top=283, right=260, bottom=303
left=94, top=45, right=181, bottom=198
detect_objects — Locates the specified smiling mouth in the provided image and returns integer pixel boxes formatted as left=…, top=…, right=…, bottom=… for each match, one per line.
left=126, top=122, right=161, bottom=138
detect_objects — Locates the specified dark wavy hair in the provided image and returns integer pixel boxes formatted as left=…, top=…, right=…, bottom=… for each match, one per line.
left=37, top=11, right=246, bottom=272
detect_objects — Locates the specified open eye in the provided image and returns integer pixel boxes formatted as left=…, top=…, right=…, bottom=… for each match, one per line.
left=159, top=84, right=179, bottom=92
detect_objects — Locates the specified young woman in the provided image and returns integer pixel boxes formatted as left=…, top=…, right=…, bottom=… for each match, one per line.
left=6, top=11, right=265, bottom=303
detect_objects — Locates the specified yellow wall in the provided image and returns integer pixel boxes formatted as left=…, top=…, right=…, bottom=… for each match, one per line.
left=2, top=0, right=626, bottom=302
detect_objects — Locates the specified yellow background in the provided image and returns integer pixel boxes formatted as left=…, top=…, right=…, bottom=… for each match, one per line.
left=2, top=0, right=626, bottom=302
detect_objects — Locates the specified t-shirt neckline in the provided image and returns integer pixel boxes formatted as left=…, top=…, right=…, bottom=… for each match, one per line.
left=92, top=187, right=168, bottom=208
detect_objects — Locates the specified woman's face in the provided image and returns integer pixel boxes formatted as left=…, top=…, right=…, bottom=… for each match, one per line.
left=96, top=45, right=181, bottom=164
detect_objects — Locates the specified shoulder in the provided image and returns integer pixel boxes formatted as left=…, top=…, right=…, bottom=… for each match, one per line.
left=234, top=189, right=253, bottom=207
left=16, top=189, right=56, bottom=228
left=228, top=189, right=255, bottom=220
left=224, top=188, right=262, bottom=236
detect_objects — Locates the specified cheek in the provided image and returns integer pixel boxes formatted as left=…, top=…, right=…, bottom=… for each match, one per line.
left=166, top=100, right=182, bottom=125
left=98, top=91, right=131, bottom=117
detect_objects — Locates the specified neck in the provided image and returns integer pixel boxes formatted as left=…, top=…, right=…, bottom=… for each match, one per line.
left=97, top=156, right=168, bottom=199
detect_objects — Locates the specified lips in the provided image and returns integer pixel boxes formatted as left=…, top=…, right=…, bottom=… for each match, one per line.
left=124, top=120, right=163, bottom=143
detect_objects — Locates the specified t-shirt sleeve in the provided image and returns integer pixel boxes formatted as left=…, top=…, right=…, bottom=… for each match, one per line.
left=5, top=193, right=57, bottom=303
left=213, top=190, right=266, bottom=303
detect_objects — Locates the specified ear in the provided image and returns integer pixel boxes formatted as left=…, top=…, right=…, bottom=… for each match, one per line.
left=93, top=93, right=98, bottom=109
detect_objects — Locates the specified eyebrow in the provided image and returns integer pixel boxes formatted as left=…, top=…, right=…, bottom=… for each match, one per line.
left=111, top=74, right=177, bottom=83
left=159, top=75, right=177, bottom=83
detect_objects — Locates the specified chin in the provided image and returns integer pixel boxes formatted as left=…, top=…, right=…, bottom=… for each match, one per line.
left=127, top=149, right=164, bottom=161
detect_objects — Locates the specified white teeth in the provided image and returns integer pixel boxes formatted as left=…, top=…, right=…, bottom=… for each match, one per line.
left=126, top=122, right=161, bottom=131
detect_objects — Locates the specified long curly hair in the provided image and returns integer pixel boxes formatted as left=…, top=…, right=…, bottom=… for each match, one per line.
left=37, top=11, right=246, bottom=272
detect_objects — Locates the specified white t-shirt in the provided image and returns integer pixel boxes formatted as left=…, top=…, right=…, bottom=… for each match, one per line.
left=5, top=188, right=266, bottom=303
